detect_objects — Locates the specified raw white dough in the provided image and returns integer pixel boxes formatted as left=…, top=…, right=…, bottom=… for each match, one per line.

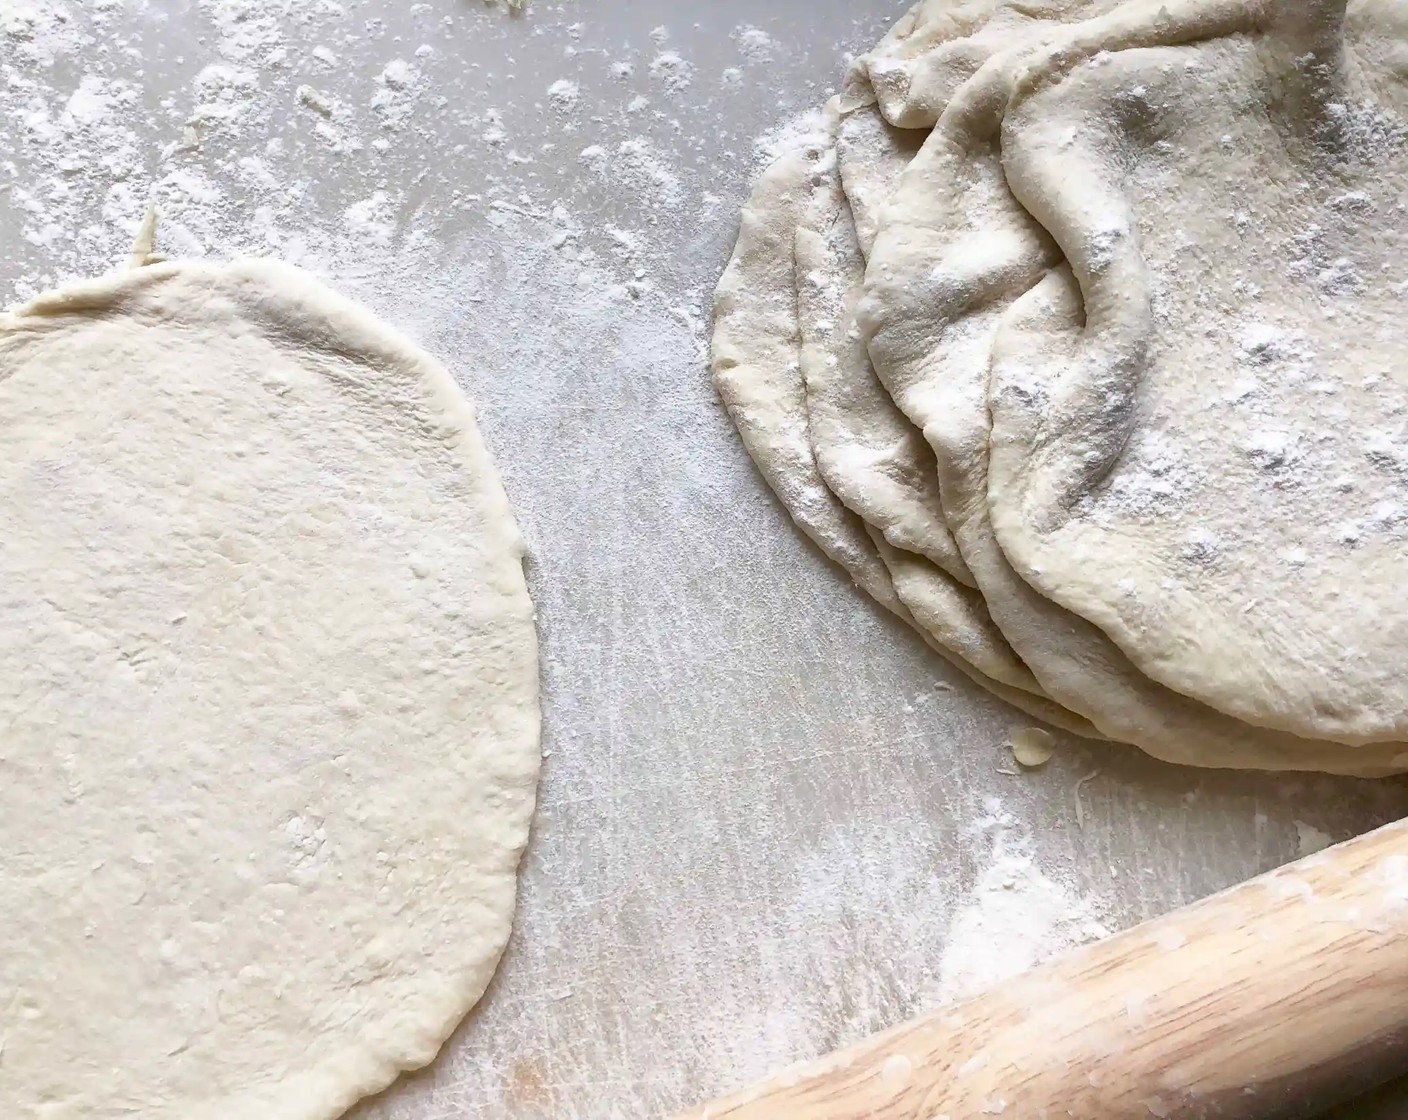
left=713, top=110, right=907, bottom=616
left=867, top=528, right=1107, bottom=734
left=990, top=0, right=1408, bottom=744
left=861, top=0, right=1110, bottom=128
left=720, top=0, right=1408, bottom=772
left=990, top=269, right=1407, bottom=774
left=713, top=105, right=1098, bottom=732
left=861, top=0, right=1408, bottom=772
left=835, top=101, right=924, bottom=257
left=796, top=101, right=971, bottom=583
left=0, top=259, right=541, bottom=1119
left=715, top=10, right=1105, bottom=735
left=795, top=97, right=1099, bottom=726
left=1009, top=727, right=1057, bottom=768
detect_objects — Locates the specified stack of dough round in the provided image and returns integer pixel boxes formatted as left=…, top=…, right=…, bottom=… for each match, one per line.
left=712, top=0, right=1408, bottom=775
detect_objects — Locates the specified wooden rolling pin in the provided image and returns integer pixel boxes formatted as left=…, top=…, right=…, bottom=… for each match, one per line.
left=681, top=816, right=1408, bottom=1119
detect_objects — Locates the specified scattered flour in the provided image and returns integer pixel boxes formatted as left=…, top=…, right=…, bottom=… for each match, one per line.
left=1076, top=427, right=1204, bottom=524
left=199, top=0, right=288, bottom=65
left=939, top=799, right=1110, bottom=1000
left=754, top=793, right=1110, bottom=1077
left=546, top=78, right=579, bottom=111
left=0, top=0, right=761, bottom=313
left=342, top=189, right=397, bottom=248
left=733, top=24, right=776, bottom=62
left=1, top=0, right=93, bottom=66
left=612, top=137, right=683, bottom=209
left=371, top=58, right=424, bottom=127
left=752, top=106, right=832, bottom=167
left=649, top=50, right=693, bottom=93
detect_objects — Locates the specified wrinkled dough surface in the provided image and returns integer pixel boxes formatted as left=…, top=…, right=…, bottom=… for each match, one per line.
left=861, top=0, right=1408, bottom=771
left=836, top=95, right=927, bottom=254
left=0, top=259, right=541, bottom=1119
left=800, top=113, right=1089, bottom=703
left=709, top=117, right=1086, bottom=715
left=987, top=269, right=1408, bottom=774
left=798, top=105, right=971, bottom=583
left=861, top=0, right=1112, bottom=128
left=715, top=4, right=1107, bottom=732
left=867, top=530, right=1103, bottom=735
left=712, top=0, right=1408, bottom=767
left=989, top=1, right=1408, bottom=744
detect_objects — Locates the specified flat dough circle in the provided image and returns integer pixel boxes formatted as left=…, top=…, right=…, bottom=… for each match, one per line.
left=0, top=259, right=541, bottom=1120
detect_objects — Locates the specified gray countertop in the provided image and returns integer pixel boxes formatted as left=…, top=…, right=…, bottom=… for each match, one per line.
left=3, top=1, right=1407, bottom=1116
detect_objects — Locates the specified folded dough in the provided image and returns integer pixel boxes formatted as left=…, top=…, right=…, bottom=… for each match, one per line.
left=715, top=0, right=1408, bottom=772
left=796, top=102, right=969, bottom=582
left=861, top=0, right=1111, bottom=128
left=861, top=0, right=1408, bottom=771
left=714, top=100, right=1099, bottom=731
left=990, top=267, right=1408, bottom=774
left=712, top=108, right=907, bottom=615
left=990, top=0, right=1408, bottom=744
left=797, top=93, right=1096, bottom=719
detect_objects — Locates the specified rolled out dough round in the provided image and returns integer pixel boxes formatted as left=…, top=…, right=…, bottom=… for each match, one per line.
left=990, top=0, right=1408, bottom=744
left=0, top=259, right=541, bottom=1119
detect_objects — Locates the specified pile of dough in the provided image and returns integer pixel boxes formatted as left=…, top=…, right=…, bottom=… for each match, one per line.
left=712, top=0, right=1408, bottom=775
left=0, top=259, right=540, bottom=1119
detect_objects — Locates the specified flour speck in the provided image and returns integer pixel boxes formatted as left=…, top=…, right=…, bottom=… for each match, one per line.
left=547, top=78, right=579, bottom=112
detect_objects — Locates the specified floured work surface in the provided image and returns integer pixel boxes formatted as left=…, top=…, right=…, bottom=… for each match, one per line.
left=3, top=1, right=1408, bottom=1116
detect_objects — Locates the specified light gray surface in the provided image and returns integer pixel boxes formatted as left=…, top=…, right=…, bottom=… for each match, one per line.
left=4, top=2, right=1408, bottom=1117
